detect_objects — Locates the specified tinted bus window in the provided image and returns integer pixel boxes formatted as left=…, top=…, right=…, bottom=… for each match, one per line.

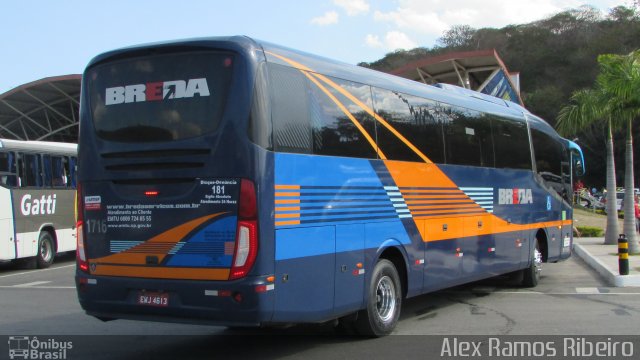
left=371, top=89, right=422, bottom=162
left=88, top=52, right=234, bottom=142
left=270, top=63, right=313, bottom=154
left=0, top=151, right=17, bottom=187
left=270, top=64, right=379, bottom=159
left=532, top=128, right=565, bottom=197
left=311, top=76, right=377, bottom=159
left=20, top=153, right=42, bottom=187
left=372, top=88, right=444, bottom=163
left=45, top=156, right=68, bottom=188
left=43, top=155, right=52, bottom=187
left=442, top=106, right=494, bottom=167
left=492, top=117, right=531, bottom=170
left=69, top=157, right=77, bottom=188
left=248, top=63, right=272, bottom=150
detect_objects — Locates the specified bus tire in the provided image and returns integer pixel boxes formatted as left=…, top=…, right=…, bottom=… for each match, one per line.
left=36, top=231, right=55, bottom=269
left=521, top=241, right=542, bottom=287
left=354, top=259, right=402, bottom=337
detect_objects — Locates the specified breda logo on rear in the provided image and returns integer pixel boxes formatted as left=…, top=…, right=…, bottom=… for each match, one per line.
left=105, top=78, right=210, bottom=105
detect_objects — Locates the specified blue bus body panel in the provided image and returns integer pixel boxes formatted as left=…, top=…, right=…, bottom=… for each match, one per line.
left=76, top=36, right=574, bottom=327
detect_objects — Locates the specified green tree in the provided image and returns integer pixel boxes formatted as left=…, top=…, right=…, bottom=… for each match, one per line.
left=557, top=50, right=640, bottom=252
left=597, top=50, right=640, bottom=253
left=557, top=89, right=619, bottom=245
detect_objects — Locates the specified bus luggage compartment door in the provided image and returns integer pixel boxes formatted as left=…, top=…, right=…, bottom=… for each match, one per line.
left=273, top=226, right=335, bottom=322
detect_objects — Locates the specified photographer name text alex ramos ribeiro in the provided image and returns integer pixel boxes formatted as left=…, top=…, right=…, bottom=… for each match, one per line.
left=440, top=337, right=635, bottom=358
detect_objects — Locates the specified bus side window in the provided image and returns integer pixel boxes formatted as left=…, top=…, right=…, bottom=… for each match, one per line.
left=492, top=117, right=532, bottom=170
left=0, top=151, right=18, bottom=187
left=43, top=155, right=53, bottom=187
left=21, top=153, right=42, bottom=188
left=269, top=63, right=313, bottom=154
left=69, top=157, right=77, bottom=189
left=51, top=156, right=67, bottom=187
left=309, top=76, right=378, bottom=159
left=442, top=105, right=494, bottom=167
left=372, top=88, right=445, bottom=163
left=531, top=128, right=565, bottom=200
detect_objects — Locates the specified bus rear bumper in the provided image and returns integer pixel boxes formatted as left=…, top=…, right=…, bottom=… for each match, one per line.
left=75, top=272, right=274, bottom=327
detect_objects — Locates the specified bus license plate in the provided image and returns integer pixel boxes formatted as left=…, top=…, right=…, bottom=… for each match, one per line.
left=137, top=292, right=169, bottom=307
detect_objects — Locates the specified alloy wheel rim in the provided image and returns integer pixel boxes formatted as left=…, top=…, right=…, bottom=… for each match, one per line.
left=41, top=239, right=52, bottom=262
left=376, top=275, right=396, bottom=322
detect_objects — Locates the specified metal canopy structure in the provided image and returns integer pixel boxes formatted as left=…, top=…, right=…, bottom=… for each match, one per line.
left=389, top=49, right=523, bottom=105
left=0, top=75, right=81, bottom=142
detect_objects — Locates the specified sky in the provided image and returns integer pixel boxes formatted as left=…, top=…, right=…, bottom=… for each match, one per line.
left=0, top=0, right=632, bottom=94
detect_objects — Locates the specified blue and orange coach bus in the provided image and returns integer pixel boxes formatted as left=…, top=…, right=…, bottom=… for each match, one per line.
left=75, top=36, right=585, bottom=336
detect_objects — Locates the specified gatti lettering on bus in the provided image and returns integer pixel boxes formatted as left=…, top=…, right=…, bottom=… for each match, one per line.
left=20, top=194, right=57, bottom=216
left=105, top=78, right=210, bottom=105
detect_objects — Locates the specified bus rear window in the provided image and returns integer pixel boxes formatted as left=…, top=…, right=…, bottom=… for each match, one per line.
left=87, top=52, right=234, bottom=142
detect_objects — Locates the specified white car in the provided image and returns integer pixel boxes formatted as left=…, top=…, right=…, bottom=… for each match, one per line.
left=616, top=191, right=624, bottom=211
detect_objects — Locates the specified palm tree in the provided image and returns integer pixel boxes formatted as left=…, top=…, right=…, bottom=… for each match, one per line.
left=557, top=89, right=619, bottom=245
left=557, top=50, right=640, bottom=252
left=598, top=50, right=640, bottom=253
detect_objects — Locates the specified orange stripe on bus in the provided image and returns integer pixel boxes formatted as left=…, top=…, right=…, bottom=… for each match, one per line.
left=275, top=220, right=301, bottom=226
left=275, top=185, right=300, bottom=190
left=383, top=161, right=458, bottom=189
left=409, top=203, right=479, bottom=209
left=275, top=199, right=300, bottom=205
left=275, top=192, right=300, bottom=197
left=276, top=206, right=301, bottom=211
left=410, top=206, right=482, bottom=213
left=420, top=215, right=571, bottom=242
left=406, top=199, right=474, bottom=205
left=89, top=264, right=230, bottom=280
left=275, top=213, right=300, bottom=219
left=404, top=194, right=468, bottom=199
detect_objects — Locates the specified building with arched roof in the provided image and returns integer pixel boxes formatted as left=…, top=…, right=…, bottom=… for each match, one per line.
left=0, top=75, right=81, bottom=142
left=389, top=49, right=523, bottom=106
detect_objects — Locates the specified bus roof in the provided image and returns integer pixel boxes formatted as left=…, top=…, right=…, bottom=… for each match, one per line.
left=85, top=35, right=548, bottom=126
left=258, top=39, right=530, bottom=121
left=0, top=138, right=77, bottom=155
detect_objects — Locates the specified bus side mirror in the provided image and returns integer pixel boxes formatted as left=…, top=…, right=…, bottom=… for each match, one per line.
left=567, top=139, right=585, bottom=177
left=573, top=156, right=585, bottom=177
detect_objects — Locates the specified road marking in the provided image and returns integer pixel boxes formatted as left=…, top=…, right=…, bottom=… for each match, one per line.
left=0, top=285, right=74, bottom=289
left=446, top=289, right=640, bottom=296
left=0, top=264, right=75, bottom=279
left=13, top=281, right=51, bottom=287
left=576, top=287, right=600, bottom=294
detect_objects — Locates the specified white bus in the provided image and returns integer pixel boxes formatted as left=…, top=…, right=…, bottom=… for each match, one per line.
left=0, top=139, right=77, bottom=268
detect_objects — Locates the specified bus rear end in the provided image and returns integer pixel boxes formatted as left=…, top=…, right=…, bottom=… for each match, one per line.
left=75, top=37, right=275, bottom=326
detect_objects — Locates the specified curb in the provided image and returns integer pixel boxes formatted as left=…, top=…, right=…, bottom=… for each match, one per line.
left=573, top=244, right=640, bottom=287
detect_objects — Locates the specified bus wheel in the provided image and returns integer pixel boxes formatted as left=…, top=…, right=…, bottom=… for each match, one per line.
left=521, top=241, right=542, bottom=287
left=355, top=259, right=402, bottom=337
left=36, top=231, right=55, bottom=269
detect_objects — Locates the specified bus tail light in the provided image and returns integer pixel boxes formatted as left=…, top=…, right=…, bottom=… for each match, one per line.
left=76, top=183, right=89, bottom=273
left=229, top=179, right=258, bottom=280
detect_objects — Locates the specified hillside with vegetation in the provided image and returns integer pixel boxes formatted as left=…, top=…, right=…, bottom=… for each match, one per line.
left=359, top=4, right=640, bottom=188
